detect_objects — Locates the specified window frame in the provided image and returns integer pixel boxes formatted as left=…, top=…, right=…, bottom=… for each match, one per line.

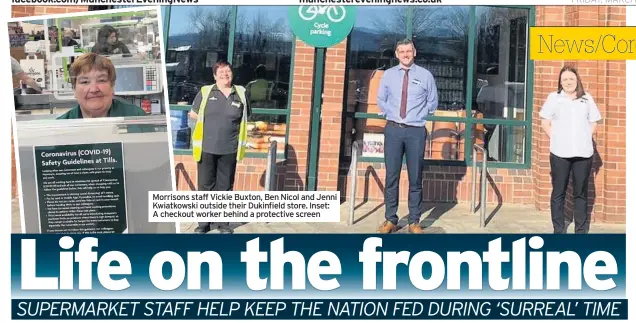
left=340, top=5, right=535, bottom=169
left=163, top=5, right=294, bottom=160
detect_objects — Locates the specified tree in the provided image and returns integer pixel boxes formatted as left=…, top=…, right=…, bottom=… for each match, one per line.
left=235, top=12, right=286, bottom=53
left=188, top=7, right=233, bottom=50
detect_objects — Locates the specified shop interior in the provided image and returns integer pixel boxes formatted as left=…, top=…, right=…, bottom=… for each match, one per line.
left=10, top=9, right=165, bottom=121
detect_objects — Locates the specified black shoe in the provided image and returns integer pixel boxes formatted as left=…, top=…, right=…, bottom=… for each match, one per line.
left=194, top=225, right=210, bottom=234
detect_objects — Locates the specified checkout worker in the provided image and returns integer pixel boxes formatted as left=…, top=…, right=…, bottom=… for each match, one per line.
left=57, top=52, right=147, bottom=119
left=91, top=25, right=130, bottom=56
left=11, top=56, right=42, bottom=92
left=189, top=61, right=251, bottom=234
left=62, top=29, right=79, bottom=48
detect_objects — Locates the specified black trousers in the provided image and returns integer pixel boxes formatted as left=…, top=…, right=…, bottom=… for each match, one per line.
left=383, top=122, right=427, bottom=225
left=549, top=153, right=593, bottom=234
left=197, top=152, right=237, bottom=229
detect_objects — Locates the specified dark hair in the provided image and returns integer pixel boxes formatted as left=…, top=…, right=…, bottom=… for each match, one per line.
left=99, top=25, right=118, bottom=38
left=557, top=65, right=586, bottom=99
left=213, top=60, right=232, bottom=75
left=93, top=25, right=118, bottom=54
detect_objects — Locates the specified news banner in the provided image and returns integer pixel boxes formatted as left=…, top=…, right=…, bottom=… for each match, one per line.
left=9, top=191, right=626, bottom=320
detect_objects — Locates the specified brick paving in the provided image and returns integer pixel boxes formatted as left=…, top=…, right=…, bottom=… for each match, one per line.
left=12, top=198, right=624, bottom=234
left=179, top=200, right=626, bottom=234
left=12, top=198, right=22, bottom=233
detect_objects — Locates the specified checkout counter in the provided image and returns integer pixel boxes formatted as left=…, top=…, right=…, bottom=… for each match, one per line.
left=12, top=9, right=176, bottom=234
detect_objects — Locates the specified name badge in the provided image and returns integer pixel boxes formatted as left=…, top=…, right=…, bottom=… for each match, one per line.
left=231, top=101, right=242, bottom=108
left=412, top=79, right=421, bottom=85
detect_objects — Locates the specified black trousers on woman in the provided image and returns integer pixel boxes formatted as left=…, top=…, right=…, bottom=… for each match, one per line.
left=196, top=152, right=237, bottom=233
left=549, top=153, right=593, bottom=234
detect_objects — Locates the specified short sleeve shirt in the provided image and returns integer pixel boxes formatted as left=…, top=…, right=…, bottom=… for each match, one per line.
left=539, top=91, right=602, bottom=158
left=192, top=86, right=250, bottom=155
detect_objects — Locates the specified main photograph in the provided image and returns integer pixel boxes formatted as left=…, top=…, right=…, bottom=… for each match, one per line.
left=162, top=5, right=626, bottom=234
left=9, top=6, right=177, bottom=234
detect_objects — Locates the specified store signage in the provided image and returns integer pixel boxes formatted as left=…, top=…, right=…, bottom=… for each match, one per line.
left=288, top=6, right=357, bottom=48
left=34, top=142, right=128, bottom=234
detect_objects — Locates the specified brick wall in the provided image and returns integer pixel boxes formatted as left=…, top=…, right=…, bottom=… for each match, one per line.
left=11, top=5, right=89, bottom=17
left=318, top=41, right=348, bottom=192
left=173, top=154, right=289, bottom=192
left=340, top=5, right=625, bottom=223
left=532, top=6, right=626, bottom=223
left=286, top=40, right=315, bottom=191
left=342, top=163, right=535, bottom=206
left=124, top=5, right=627, bottom=224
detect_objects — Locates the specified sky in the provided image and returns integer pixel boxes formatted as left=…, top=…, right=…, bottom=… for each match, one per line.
left=168, top=6, right=289, bottom=36
left=166, top=6, right=415, bottom=37
left=164, top=6, right=528, bottom=40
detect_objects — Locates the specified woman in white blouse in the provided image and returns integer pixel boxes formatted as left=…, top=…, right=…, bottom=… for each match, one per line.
left=539, top=65, right=601, bottom=234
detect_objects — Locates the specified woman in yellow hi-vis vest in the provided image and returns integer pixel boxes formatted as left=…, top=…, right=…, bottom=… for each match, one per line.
left=189, top=61, right=250, bottom=234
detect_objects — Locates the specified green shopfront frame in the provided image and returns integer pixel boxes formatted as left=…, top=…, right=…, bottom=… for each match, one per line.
left=162, top=5, right=535, bottom=170
left=340, top=5, right=535, bottom=170
left=162, top=6, right=293, bottom=160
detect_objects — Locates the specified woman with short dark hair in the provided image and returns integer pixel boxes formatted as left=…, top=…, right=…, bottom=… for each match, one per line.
left=539, top=65, right=601, bottom=234
left=189, top=61, right=251, bottom=234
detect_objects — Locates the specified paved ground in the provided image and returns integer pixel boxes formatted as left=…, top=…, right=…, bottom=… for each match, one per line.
left=12, top=198, right=624, bottom=234
left=12, top=199, right=22, bottom=233
left=179, top=200, right=626, bottom=234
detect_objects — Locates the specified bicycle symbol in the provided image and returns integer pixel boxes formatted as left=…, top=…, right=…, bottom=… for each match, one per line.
left=298, top=6, right=346, bottom=23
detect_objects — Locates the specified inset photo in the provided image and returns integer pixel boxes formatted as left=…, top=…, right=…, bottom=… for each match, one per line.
left=9, top=6, right=177, bottom=234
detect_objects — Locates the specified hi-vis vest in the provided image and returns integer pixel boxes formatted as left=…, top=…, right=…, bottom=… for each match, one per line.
left=192, top=84, right=248, bottom=162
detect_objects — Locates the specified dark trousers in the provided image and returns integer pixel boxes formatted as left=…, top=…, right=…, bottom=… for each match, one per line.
left=549, top=153, right=593, bottom=234
left=384, top=122, right=427, bottom=225
left=197, top=152, right=237, bottom=229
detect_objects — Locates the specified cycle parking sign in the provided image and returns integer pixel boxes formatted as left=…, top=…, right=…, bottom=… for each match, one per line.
left=288, top=6, right=356, bottom=48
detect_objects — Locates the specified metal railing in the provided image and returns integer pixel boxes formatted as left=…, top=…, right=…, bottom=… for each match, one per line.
left=471, top=144, right=488, bottom=228
left=348, top=141, right=360, bottom=226
left=264, top=141, right=278, bottom=191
